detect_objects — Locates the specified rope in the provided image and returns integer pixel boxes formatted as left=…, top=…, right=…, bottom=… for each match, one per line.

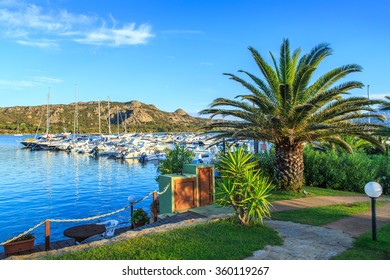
left=49, top=205, right=130, bottom=223
left=0, top=183, right=171, bottom=246
left=0, top=221, right=46, bottom=246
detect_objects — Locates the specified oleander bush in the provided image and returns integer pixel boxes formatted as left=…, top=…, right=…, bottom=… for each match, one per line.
left=304, top=147, right=390, bottom=194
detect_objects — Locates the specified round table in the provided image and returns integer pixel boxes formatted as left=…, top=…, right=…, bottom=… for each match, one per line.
left=63, top=224, right=106, bottom=243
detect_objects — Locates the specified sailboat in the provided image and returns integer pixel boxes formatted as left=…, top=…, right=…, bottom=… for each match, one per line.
left=14, top=124, right=23, bottom=136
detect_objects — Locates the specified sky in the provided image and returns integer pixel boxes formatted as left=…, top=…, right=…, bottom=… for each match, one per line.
left=0, top=0, right=389, bottom=116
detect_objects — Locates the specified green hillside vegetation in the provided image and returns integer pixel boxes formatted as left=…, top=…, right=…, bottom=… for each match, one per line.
left=0, top=100, right=210, bottom=134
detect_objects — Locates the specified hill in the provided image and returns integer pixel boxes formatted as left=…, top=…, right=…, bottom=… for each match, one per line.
left=0, top=100, right=210, bottom=134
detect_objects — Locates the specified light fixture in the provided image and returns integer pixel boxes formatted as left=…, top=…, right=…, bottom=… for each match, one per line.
left=127, top=195, right=136, bottom=205
left=364, top=182, right=382, bottom=198
left=364, top=182, right=383, bottom=241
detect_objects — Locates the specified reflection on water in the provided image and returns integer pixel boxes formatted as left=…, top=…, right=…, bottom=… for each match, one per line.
left=0, top=136, right=159, bottom=250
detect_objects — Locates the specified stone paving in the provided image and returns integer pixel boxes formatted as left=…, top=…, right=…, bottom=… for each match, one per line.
left=246, top=220, right=354, bottom=260
left=246, top=196, right=390, bottom=260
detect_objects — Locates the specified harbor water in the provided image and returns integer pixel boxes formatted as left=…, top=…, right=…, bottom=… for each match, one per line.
left=0, top=135, right=160, bottom=252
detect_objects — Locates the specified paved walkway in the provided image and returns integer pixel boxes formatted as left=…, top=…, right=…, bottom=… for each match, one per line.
left=270, top=195, right=369, bottom=212
left=246, top=196, right=390, bottom=260
left=325, top=201, right=390, bottom=236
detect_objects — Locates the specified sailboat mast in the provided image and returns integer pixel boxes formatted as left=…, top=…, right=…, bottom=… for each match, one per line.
left=46, top=87, right=50, bottom=135
left=367, top=85, right=370, bottom=124
left=98, top=97, right=101, bottom=135
left=121, top=111, right=127, bottom=134
left=107, top=96, right=111, bottom=134
left=116, top=106, right=119, bottom=135
left=74, top=84, right=79, bottom=136
left=124, top=112, right=127, bottom=134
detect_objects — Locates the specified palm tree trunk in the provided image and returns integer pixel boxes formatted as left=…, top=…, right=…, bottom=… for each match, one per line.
left=274, top=142, right=304, bottom=192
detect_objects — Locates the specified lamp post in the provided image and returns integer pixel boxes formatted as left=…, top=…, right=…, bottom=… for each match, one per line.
left=364, top=182, right=383, bottom=241
left=128, top=195, right=136, bottom=229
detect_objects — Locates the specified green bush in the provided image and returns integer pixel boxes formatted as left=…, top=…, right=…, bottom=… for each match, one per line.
left=256, top=148, right=275, bottom=181
left=215, top=147, right=273, bottom=225
left=303, top=147, right=390, bottom=194
left=157, top=144, right=194, bottom=176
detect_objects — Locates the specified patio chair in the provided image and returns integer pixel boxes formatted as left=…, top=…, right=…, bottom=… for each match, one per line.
left=96, top=219, right=119, bottom=237
left=78, top=233, right=105, bottom=245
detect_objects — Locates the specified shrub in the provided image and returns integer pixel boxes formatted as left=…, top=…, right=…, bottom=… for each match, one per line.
left=256, top=148, right=275, bottom=181
left=303, top=147, right=390, bottom=194
left=131, top=208, right=149, bottom=224
left=10, top=233, right=35, bottom=243
left=215, top=147, right=273, bottom=225
left=157, top=144, right=194, bottom=176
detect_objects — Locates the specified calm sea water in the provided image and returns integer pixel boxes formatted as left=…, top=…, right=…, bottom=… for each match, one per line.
left=0, top=135, right=159, bottom=251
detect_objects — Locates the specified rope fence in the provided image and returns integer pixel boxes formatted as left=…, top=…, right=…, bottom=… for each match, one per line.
left=0, top=183, right=171, bottom=247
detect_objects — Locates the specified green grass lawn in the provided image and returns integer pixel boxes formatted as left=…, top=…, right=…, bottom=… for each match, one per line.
left=333, top=223, right=390, bottom=260
left=42, top=219, right=282, bottom=260
left=270, top=201, right=387, bottom=226
left=268, top=186, right=364, bottom=202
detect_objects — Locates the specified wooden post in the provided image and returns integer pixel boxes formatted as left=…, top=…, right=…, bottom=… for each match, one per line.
left=45, top=220, right=50, bottom=251
left=153, top=191, right=158, bottom=222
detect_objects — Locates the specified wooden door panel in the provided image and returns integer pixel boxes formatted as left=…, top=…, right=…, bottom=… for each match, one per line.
left=198, top=167, right=213, bottom=206
left=174, top=178, right=196, bottom=211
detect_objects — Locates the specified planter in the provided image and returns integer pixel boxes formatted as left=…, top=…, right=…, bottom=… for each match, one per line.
left=133, top=222, right=146, bottom=229
left=3, top=237, right=36, bottom=255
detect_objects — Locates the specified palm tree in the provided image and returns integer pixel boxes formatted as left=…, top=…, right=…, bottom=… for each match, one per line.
left=200, top=39, right=388, bottom=192
left=382, top=96, right=390, bottom=110
left=379, top=96, right=390, bottom=137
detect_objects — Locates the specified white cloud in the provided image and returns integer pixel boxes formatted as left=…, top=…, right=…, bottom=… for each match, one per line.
left=17, top=39, right=58, bottom=48
left=0, top=1, right=153, bottom=48
left=0, top=76, right=62, bottom=90
left=75, top=23, right=154, bottom=47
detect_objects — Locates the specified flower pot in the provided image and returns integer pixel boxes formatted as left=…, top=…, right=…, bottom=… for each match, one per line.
left=3, top=237, right=36, bottom=255
left=133, top=222, right=146, bottom=229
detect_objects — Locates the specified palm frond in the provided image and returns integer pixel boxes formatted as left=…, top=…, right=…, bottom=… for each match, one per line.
left=320, top=136, right=353, bottom=153
left=380, top=96, right=390, bottom=111
left=304, top=65, right=363, bottom=102
left=248, top=47, right=280, bottom=101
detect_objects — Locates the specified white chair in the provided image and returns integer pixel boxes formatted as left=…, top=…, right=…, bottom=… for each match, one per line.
left=78, top=233, right=105, bottom=245
left=96, top=219, right=119, bottom=237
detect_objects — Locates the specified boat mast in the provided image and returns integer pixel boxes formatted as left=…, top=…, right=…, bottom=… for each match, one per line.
left=121, top=111, right=127, bottom=134
left=98, top=97, right=101, bottom=135
left=116, top=106, right=119, bottom=135
left=124, top=112, right=127, bottom=134
left=45, top=87, right=50, bottom=136
left=107, top=96, right=111, bottom=135
left=74, top=84, right=79, bottom=137
left=367, top=84, right=370, bottom=124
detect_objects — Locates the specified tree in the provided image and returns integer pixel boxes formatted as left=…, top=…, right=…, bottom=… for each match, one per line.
left=381, top=96, right=390, bottom=111
left=200, top=39, right=388, bottom=192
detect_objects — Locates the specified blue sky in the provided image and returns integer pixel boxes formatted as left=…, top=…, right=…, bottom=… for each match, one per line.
left=0, top=0, right=389, bottom=115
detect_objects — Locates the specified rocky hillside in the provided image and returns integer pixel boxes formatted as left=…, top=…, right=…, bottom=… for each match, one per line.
left=0, top=100, right=210, bottom=134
